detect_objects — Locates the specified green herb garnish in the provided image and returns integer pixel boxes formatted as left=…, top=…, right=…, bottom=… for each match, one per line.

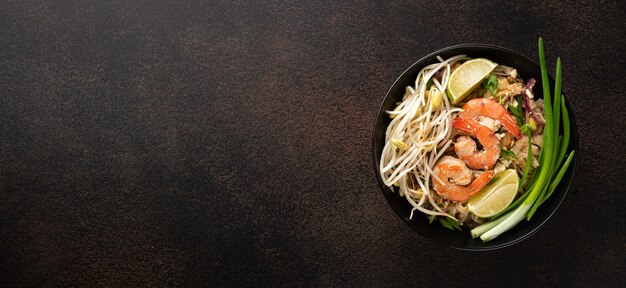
left=438, top=218, right=454, bottom=230
left=508, top=95, right=524, bottom=126
left=483, top=73, right=498, bottom=96
left=438, top=217, right=462, bottom=231
left=447, top=218, right=462, bottom=231
left=500, top=149, right=518, bottom=160
left=520, top=123, right=531, bottom=135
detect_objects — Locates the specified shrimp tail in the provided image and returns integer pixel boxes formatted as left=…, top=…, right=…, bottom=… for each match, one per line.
left=452, top=117, right=482, bottom=135
left=468, top=170, right=495, bottom=196
left=455, top=126, right=500, bottom=170
left=500, top=113, right=522, bottom=138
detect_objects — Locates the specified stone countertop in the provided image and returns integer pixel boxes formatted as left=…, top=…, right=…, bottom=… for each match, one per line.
left=1, top=1, right=624, bottom=287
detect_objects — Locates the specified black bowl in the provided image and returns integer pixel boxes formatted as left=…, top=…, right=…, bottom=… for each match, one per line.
left=372, top=44, right=578, bottom=250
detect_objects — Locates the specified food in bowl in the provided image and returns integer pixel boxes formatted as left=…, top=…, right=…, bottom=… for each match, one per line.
left=378, top=38, right=575, bottom=242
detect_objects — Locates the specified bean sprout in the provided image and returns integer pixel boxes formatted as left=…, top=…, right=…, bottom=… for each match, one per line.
left=380, top=55, right=468, bottom=219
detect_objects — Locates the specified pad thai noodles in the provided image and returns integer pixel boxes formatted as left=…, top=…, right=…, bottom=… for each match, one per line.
left=379, top=55, right=547, bottom=229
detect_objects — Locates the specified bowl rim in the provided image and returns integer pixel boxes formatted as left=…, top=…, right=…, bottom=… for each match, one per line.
left=371, top=43, right=578, bottom=251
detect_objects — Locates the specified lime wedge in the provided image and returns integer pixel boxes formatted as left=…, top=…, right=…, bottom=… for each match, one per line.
left=446, top=58, right=497, bottom=104
left=468, top=169, right=519, bottom=218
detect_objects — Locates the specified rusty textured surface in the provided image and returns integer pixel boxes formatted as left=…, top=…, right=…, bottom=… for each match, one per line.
left=0, top=1, right=624, bottom=287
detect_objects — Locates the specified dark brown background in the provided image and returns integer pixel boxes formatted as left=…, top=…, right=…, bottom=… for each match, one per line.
left=1, top=1, right=625, bottom=287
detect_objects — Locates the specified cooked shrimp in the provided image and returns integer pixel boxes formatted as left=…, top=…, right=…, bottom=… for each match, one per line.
left=455, top=98, right=521, bottom=138
left=432, top=156, right=495, bottom=202
left=452, top=117, right=485, bottom=135
left=454, top=126, right=500, bottom=170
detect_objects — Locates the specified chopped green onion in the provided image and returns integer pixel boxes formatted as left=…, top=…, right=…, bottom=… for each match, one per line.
left=520, top=123, right=531, bottom=135
left=447, top=219, right=462, bottom=231
left=439, top=218, right=454, bottom=230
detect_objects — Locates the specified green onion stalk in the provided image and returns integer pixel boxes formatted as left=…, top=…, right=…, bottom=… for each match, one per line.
left=470, top=37, right=575, bottom=241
